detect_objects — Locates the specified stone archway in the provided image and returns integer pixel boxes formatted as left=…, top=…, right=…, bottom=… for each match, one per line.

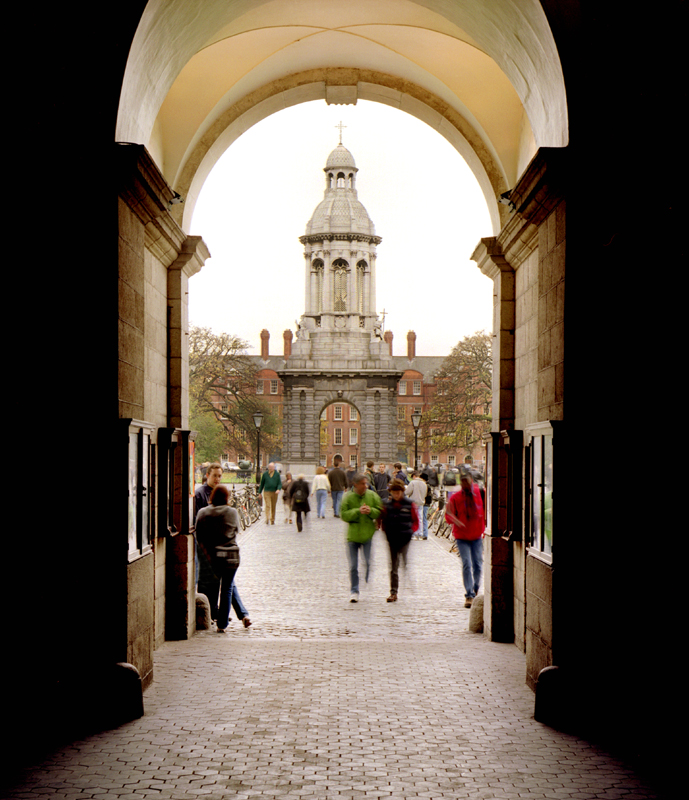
left=117, top=1, right=569, bottom=239
left=173, top=70, right=509, bottom=235
left=278, top=371, right=401, bottom=476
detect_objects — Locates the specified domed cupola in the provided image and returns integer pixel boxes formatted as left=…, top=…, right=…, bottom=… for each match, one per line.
left=303, top=143, right=378, bottom=238
left=296, top=134, right=384, bottom=343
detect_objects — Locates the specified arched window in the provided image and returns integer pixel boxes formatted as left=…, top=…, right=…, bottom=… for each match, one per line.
left=337, top=172, right=345, bottom=188
left=312, top=259, right=324, bottom=314
left=357, top=262, right=366, bottom=314
left=332, top=258, right=348, bottom=311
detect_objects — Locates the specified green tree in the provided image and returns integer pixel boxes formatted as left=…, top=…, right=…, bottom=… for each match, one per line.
left=189, top=398, right=227, bottom=464
left=422, top=330, right=492, bottom=453
left=188, top=326, right=280, bottom=457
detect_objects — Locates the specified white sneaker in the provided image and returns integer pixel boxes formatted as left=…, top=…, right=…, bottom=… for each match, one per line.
left=350, top=592, right=359, bottom=603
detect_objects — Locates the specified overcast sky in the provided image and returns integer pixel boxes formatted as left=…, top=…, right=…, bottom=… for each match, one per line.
left=189, top=99, right=494, bottom=358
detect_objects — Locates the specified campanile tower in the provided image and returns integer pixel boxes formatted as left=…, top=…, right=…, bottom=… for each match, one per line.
left=278, top=138, right=402, bottom=474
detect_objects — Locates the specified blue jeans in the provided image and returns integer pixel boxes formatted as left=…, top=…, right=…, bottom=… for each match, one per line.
left=347, top=539, right=372, bottom=593
left=422, top=505, right=429, bottom=538
left=455, top=538, right=483, bottom=599
left=231, top=580, right=249, bottom=620
left=216, top=566, right=238, bottom=629
left=316, top=489, right=328, bottom=517
left=332, top=491, right=344, bottom=516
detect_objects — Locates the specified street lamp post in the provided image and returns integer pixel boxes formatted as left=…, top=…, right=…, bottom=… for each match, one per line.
left=411, top=412, right=422, bottom=471
left=253, top=411, right=264, bottom=485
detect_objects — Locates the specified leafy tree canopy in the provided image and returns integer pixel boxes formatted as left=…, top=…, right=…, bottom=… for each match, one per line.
left=189, top=326, right=280, bottom=457
left=422, top=330, right=492, bottom=452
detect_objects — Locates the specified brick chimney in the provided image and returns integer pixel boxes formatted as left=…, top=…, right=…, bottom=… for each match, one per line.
left=283, top=329, right=293, bottom=358
left=260, top=329, right=270, bottom=360
left=384, top=330, right=393, bottom=356
left=407, top=330, right=416, bottom=360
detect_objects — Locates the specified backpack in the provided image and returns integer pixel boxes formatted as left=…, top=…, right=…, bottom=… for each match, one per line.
left=293, top=486, right=306, bottom=502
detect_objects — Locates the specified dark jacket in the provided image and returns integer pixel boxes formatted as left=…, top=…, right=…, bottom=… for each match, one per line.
left=195, top=505, right=240, bottom=572
left=328, top=467, right=347, bottom=492
left=288, top=478, right=311, bottom=511
left=373, top=470, right=390, bottom=500
left=382, top=496, right=416, bottom=547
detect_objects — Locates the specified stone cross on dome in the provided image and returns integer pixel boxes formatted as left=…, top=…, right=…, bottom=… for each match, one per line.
left=335, top=120, right=347, bottom=145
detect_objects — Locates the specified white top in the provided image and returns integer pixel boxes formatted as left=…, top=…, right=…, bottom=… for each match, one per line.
left=311, top=474, right=331, bottom=494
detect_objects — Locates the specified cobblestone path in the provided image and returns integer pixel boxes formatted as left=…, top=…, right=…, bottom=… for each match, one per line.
left=7, top=513, right=660, bottom=798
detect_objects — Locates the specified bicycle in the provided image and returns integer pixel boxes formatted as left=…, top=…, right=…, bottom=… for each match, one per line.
left=230, top=486, right=252, bottom=530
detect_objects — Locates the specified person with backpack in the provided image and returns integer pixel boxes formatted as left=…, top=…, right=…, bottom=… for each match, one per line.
left=288, top=474, right=311, bottom=532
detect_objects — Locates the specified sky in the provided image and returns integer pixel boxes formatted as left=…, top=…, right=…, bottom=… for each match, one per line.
left=189, top=100, right=494, bottom=358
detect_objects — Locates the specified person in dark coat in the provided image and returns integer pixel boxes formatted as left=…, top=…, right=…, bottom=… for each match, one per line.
left=288, top=474, right=311, bottom=532
left=380, top=479, right=418, bottom=602
left=195, top=485, right=246, bottom=632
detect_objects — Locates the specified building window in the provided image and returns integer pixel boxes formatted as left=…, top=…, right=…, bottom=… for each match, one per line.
left=398, top=406, right=406, bottom=420
left=349, top=406, right=358, bottom=421
left=221, top=403, right=228, bottom=413
left=270, top=379, right=278, bottom=394
left=399, top=381, right=407, bottom=395
left=414, top=406, right=422, bottom=415
left=256, top=380, right=264, bottom=394
left=528, top=424, right=556, bottom=562
left=448, top=455, right=455, bottom=466
left=431, top=454, right=438, bottom=463
left=413, top=380, right=422, bottom=395
left=334, top=405, right=343, bottom=420
left=334, top=428, right=343, bottom=446
left=350, top=454, right=358, bottom=468
left=349, top=428, right=358, bottom=445
left=333, top=259, right=348, bottom=312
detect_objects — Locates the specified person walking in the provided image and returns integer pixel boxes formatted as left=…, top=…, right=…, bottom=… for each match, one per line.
left=405, top=471, right=427, bottom=539
left=259, top=462, right=282, bottom=525
left=380, top=479, right=418, bottom=602
left=311, top=466, right=331, bottom=518
left=281, top=472, right=294, bottom=523
left=373, top=463, right=391, bottom=530
left=445, top=472, right=485, bottom=607
left=195, top=485, right=250, bottom=632
left=340, top=473, right=382, bottom=602
left=288, top=474, right=311, bottom=531
left=328, top=456, right=348, bottom=518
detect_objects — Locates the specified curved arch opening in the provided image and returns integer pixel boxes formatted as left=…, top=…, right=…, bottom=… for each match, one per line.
left=188, top=100, right=495, bottom=358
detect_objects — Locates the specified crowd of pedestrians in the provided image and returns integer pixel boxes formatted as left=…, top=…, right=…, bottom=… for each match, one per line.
left=194, top=458, right=485, bottom=632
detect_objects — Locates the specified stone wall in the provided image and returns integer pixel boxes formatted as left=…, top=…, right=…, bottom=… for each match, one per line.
left=473, top=149, right=565, bottom=673
left=117, top=144, right=208, bottom=681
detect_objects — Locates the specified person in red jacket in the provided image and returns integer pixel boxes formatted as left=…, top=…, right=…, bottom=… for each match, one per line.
left=445, top=472, right=485, bottom=608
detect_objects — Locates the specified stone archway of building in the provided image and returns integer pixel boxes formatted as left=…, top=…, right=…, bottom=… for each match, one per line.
left=280, top=378, right=400, bottom=476
left=173, top=70, right=508, bottom=235
left=319, top=397, right=363, bottom=469
left=117, top=1, right=568, bottom=240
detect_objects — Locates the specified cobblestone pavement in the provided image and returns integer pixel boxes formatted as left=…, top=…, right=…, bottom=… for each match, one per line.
left=8, top=513, right=660, bottom=798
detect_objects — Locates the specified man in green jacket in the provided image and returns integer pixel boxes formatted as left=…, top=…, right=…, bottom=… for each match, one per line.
left=340, top=474, right=382, bottom=602
left=259, top=462, right=282, bottom=524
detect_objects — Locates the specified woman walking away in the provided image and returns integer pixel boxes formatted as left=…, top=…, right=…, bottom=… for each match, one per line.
left=311, top=466, right=331, bottom=518
left=282, top=472, right=294, bottom=523
left=195, top=485, right=250, bottom=632
left=289, top=474, right=311, bottom=532
left=445, top=472, right=485, bottom=608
